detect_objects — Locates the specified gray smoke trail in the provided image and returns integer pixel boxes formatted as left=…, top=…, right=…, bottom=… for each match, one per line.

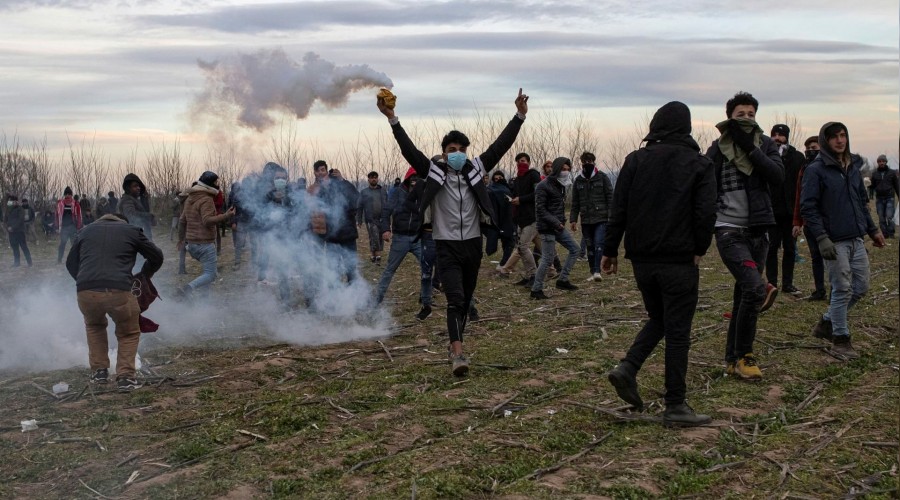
left=192, top=49, right=393, bottom=131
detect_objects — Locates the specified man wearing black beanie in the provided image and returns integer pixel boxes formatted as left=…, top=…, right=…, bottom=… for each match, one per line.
left=766, top=123, right=806, bottom=296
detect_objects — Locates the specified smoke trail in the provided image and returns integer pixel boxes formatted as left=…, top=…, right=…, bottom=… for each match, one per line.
left=191, top=49, right=393, bottom=131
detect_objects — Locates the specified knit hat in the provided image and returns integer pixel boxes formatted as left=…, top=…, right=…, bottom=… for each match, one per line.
left=199, top=170, right=219, bottom=186
left=877, top=154, right=888, bottom=162
left=771, top=124, right=790, bottom=139
left=64, top=186, right=73, bottom=196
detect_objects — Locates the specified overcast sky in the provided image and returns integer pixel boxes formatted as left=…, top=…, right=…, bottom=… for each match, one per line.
left=0, top=0, right=897, bottom=166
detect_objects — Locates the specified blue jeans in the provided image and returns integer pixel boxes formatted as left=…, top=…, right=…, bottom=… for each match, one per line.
left=823, top=238, right=869, bottom=338
left=581, top=222, right=607, bottom=274
left=532, top=230, right=579, bottom=291
left=186, top=242, right=218, bottom=293
left=375, top=234, right=428, bottom=305
left=876, top=197, right=895, bottom=237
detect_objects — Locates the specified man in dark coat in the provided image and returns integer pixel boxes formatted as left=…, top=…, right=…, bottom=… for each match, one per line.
left=765, top=124, right=805, bottom=295
left=378, top=88, right=528, bottom=377
left=486, top=170, right=516, bottom=267
left=5, top=195, right=33, bottom=267
left=531, top=156, right=580, bottom=299
left=871, top=154, right=899, bottom=238
left=357, top=171, right=389, bottom=264
left=118, top=173, right=154, bottom=240
left=499, top=152, right=542, bottom=286
left=602, top=101, right=717, bottom=427
left=570, top=151, right=613, bottom=281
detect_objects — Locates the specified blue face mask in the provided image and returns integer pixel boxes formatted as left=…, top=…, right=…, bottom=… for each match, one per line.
left=274, top=178, right=288, bottom=191
left=446, top=152, right=467, bottom=171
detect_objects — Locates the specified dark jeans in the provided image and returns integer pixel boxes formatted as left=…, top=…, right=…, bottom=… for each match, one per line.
left=803, top=226, right=826, bottom=294
left=58, top=224, right=77, bottom=262
left=581, top=222, right=607, bottom=274
left=876, top=197, right=895, bottom=237
left=9, top=231, right=32, bottom=266
left=715, top=228, right=768, bottom=363
left=435, top=238, right=482, bottom=344
left=623, top=262, right=699, bottom=405
left=422, top=232, right=440, bottom=289
left=766, top=216, right=796, bottom=288
left=484, top=227, right=515, bottom=266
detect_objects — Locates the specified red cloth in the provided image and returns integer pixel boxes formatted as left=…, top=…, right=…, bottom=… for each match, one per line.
left=214, top=191, right=225, bottom=214
left=56, top=197, right=83, bottom=229
left=404, top=167, right=417, bottom=180
left=133, top=273, right=160, bottom=333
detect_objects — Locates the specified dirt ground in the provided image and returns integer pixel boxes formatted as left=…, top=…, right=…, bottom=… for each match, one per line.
left=0, top=224, right=897, bottom=499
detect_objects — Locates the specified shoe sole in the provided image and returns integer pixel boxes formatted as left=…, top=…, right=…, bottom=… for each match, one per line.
left=452, top=364, right=469, bottom=377
left=760, top=288, right=779, bottom=312
left=827, top=348, right=859, bottom=361
left=735, top=372, right=762, bottom=381
left=607, top=372, right=643, bottom=409
left=663, top=418, right=712, bottom=428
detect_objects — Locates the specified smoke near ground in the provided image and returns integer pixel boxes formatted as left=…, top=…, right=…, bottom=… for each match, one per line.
left=191, top=48, right=393, bottom=131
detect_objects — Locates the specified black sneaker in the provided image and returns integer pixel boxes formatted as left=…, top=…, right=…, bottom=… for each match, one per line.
left=812, top=318, right=833, bottom=341
left=555, top=279, right=578, bottom=291
left=807, top=290, right=827, bottom=301
left=416, top=305, right=432, bottom=321
left=116, top=377, right=143, bottom=392
left=519, top=277, right=535, bottom=288
left=513, top=277, right=532, bottom=287
left=782, top=285, right=802, bottom=296
left=663, top=403, right=712, bottom=427
left=90, top=368, right=109, bottom=384
left=451, top=354, right=470, bottom=377
left=468, top=307, right=480, bottom=322
left=607, top=363, right=643, bottom=410
left=530, top=290, right=549, bottom=300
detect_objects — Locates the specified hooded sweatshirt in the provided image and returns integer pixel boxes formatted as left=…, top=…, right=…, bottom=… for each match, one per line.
left=534, top=157, right=571, bottom=234
left=604, top=101, right=717, bottom=263
left=800, top=122, right=878, bottom=243
left=119, top=173, right=153, bottom=234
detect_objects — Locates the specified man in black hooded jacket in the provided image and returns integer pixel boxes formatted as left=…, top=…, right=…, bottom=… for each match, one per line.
left=118, top=173, right=154, bottom=240
left=602, top=101, right=717, bottom=427
left=766, top=124, right=805, bottom=295
left=530, top=157, right=580, bottom=299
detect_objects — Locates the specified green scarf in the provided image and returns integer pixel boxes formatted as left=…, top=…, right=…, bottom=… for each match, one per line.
left=715, top=118, right=763, bottom=176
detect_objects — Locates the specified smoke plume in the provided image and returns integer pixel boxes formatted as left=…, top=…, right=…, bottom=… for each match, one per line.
left=191, top=49, right=393, bottom=131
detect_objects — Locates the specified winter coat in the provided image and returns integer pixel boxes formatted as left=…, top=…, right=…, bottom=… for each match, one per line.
left=313, top=178, right=359, bottom=243
left=535, top=157, right=570, bottom=235
left=66, top=214, right=164, bottom=292
left=179, top=184, right=230, bottom=244
left=800, top=122, right=878, bottom=243
left=872, top=167, right=900, bottom=199
left=119, top=173, right=154, bottom=235
left=511, top=169, right=542, bottom=228
left=604, top=101, right=717, bottom=263
left=5, top=205, right=25, bottom=233
left=56, top=197, right=83, bottom=229
left=390, top=114, right=524, bottom=241
left=107, top=195, right=118, bottom=213
left=380, top=182, right=421, bottom=236
left=706, top=134, right=784, bottom=228
left=487, top=179, right=516, bottom=237
left=570, top=167, right=613, bottom=225
left=357, top=185, right=388, bottom=225
left=771, top=144, right=805, bottom=219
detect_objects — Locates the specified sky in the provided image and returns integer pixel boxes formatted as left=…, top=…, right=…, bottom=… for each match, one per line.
left=0, top=0, right=897, bottom=171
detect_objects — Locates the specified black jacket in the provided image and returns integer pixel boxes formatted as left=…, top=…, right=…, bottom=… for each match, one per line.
left=707, top=134, right=784, bottom=228
left=316, top=178, right=359, bottom=243
left=488, top=179, right=516, bottom=237
left=118, top=173, right=154, bottom=235
left=771, top=145, right=805, bottom=219
left=66, top=215, right=164, bottom=292
left=872, top=167, right=900, bottom=199
left=390, top=115, right=524, bottom=239
left=380, top=181, right=421, bottom=236
left=5, top=205, right=25, bottom=233
left=535, top=157, right=570, bottom=235
left=357, top=185, right=389, bottom=225
left=604, top=101, right=717, bottom=263
left=570, top=167, right=613, bottom=225
left=800, top=122, right=878, bottom=243
left=511, top=169, right=542, bottom=228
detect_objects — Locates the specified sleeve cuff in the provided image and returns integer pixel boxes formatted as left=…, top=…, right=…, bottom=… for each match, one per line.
left=388, top=116, right=400, bottom=126
left=515, top=112, right=526, bottom=121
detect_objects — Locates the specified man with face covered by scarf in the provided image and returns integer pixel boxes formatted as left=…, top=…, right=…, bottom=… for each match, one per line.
left=801, top=122, right=885, bottom=360
left=530, top=157, right=580, bottom=299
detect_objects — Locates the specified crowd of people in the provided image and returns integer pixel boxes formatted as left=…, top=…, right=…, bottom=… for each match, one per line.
left=6, top=89, right=897, bottom=428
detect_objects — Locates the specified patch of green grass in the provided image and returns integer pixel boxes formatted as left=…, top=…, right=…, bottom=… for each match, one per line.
left=169, top=436, right=215, bottom=463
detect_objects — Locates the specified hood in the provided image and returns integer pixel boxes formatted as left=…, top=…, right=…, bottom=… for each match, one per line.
left=643, top=101, right=700, bottom=151
left=817, top=121, right=851, bottom=167
left=550, top=157, right=570, bottom=178
left=122, top=173, right=147, bottom=195
left=98, top=213, right=127, bottom=223
left=188, top=184, right=219, bottom=198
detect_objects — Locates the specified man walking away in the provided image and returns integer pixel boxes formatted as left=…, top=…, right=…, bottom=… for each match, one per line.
left=766, top=124, right=805, bottom=296
left=56, top=186, right=83, bottom=263
left=177, top=171, right=235, bottom=298
left=801, top=122, right=885, bottom=360
left=871, top=154, right=899, bottom=239
left=570, top=151, right=613, bottom=282
left=358, top=171, right=388, bottom=264
left=531, top=157, right=579, bottom=299
left=66, top=211, right=163, bottom=391
left=603, top=101, right=717, bottom=427
left=5, top=195, right=33, bottom=267
left=706, top=91, right=784, bottom=380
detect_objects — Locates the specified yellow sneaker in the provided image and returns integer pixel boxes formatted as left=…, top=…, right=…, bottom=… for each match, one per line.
left=735, top=354, right=762, bottom=380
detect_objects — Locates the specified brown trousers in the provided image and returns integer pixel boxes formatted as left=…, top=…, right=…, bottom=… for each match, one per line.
left=77, top=290, right=141, bottom=378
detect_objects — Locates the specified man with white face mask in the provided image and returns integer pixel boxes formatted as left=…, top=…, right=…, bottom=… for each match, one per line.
left=378, top=88, right=529, bottom=377
left=531, top=157, right=580, bottom=299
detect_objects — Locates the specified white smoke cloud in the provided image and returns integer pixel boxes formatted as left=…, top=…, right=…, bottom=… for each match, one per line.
left=191, top=48, right=393, bottom=131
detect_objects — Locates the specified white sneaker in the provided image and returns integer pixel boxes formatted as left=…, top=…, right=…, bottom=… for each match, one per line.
left=592, top=273, right=603, bottom=282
